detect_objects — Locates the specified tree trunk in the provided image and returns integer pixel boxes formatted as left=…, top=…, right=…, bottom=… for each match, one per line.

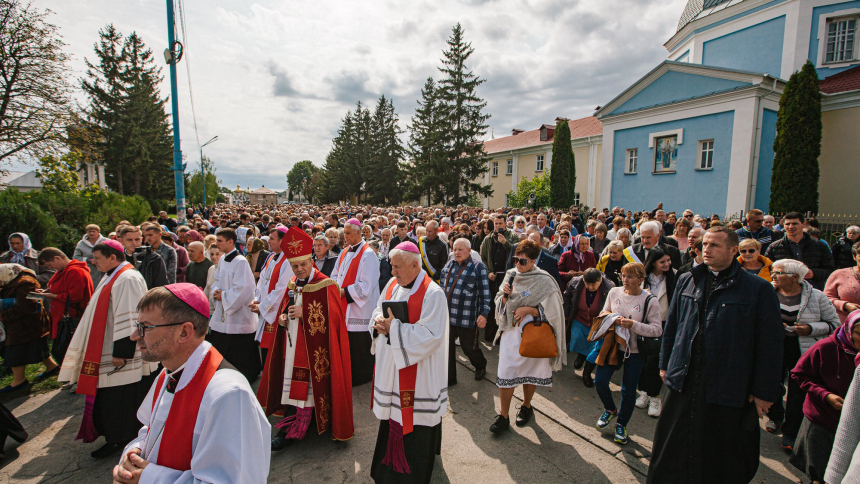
left=115, top=161, right=124, bottom=194
left=134, top=168, right=140, bottom=195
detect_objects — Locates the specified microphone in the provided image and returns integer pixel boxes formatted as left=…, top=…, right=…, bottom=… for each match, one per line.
left=502, top=271, right=516, bottom=301
left=287, top=290, right=296, bottom=319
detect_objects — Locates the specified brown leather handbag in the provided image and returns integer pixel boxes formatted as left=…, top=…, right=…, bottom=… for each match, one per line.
left=519, top=319, right=558, bottom=359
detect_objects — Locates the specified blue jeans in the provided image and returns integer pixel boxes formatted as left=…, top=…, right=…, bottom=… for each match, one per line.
left=594, top=352, right=645, bottom=427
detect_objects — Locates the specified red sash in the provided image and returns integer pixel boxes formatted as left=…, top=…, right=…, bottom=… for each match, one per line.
left=260, top=253, right=288, bottom=349
left=336, top=243, right=369, bottom=310
left=148, top=347, right=223, bottom=472
left=373, top=274, right=431, bottom=435
left=77, top=264, right=133, bottom=396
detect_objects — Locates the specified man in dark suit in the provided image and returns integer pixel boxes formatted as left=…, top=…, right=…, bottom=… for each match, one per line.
left=507, top=232, right=563, bottom=289
left=632, top=221, right=682, bottom=269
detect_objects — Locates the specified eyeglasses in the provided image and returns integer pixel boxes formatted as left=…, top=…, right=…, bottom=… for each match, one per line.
left=739, top=249, right=757, bottom=254
left=770, top=271, right=788, bottom=277
left=684, top=215, right=693, bottom=218
left=512, top=257, right=532, bottom=266
left=135, top=320, right=186, bottom=336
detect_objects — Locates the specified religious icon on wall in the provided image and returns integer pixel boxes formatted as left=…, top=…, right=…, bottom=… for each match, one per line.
left=654, top=135, right=678, bottom=173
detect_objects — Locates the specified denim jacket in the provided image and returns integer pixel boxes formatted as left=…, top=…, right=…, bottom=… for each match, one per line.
left=660, top=260, right=784, bottom=407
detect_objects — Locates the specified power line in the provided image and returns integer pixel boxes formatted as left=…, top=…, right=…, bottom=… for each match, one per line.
left=174, top=0, right=201, bottom=152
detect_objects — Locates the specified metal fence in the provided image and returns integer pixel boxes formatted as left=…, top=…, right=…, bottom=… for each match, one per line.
left=768, top=212, right=860, bottom=246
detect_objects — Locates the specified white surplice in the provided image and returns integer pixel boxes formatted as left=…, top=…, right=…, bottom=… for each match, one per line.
left=252, top=251, right=294, bottom=342
left=331, top=240, right=380, bottom=333
left=279, top=268, right=315, bottom=408
left=123, top=341, right=271, bottom=484
left=370, top=270, right=449, bottom=427
left=209, top=250, right=256, bottom=334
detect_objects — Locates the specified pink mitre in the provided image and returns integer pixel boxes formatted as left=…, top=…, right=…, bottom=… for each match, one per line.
left=164, top=283, right=211, bottom=318
left=102, top=239, right=124, bottom=252
left=393, top=241, right=419, bottom=253
left=346, top=218, right=361, bottom=227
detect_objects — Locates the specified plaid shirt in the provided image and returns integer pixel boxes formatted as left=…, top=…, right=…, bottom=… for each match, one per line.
left=440, top=258, right=492, bottom=328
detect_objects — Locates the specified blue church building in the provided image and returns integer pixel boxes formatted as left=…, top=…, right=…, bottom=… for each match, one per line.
left=597, top=0, right=860, bottom=216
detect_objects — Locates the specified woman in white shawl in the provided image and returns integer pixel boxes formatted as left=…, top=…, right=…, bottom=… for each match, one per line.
left=490, top=239, right=566, bottom=434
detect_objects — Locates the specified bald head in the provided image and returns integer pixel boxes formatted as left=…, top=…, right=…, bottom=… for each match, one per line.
left=187, top=241, right=205, bottom=262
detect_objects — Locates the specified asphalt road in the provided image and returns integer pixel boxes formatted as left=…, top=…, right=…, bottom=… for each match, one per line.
left=0, top=337, right=806, bottom=483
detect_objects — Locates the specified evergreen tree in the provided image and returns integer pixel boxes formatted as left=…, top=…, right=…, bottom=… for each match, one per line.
left=436, top=23, right=492, bottom=205
left=550, top=120, right=576, bottom=208
left=366, top=95, right=404, bottom=205
left=770, top=60, right=822, bottom=214
left=406, top=77, right=446, bottom=204
left=319, top=109, right=356, bottom=203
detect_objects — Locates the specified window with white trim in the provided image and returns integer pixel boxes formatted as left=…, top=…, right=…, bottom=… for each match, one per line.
left=506, top=158, right=513, bottom=175
left=625, top=149, right=637, bottom=174
left=698, top=140, right=714, bottom=170
left=826, top=17, right=858, bottom=63
left=505, top=193, right=510, bottom=207
left=536, top=154, right=544, bottom=172
left=573, top=193, right=580, bottom=206
left=491, top=161, right=498, bottom=177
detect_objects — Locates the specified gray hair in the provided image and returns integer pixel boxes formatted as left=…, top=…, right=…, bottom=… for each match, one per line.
left=426, top=220, right=439, bottom=230
left=616, top=228, right=632, bottom=239
left=389, top=248, right=421, bottom=267
left=773, top=259, right=809, bottom=280
left=846, top=225, right=860, bottom=235
left=313, top=234, right=329, bottom=246
left=640, top=221, right=663, bottom=236
left=607, top=240, right=625, bottom=252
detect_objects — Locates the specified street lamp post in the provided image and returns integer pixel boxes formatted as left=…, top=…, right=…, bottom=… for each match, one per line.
left=201, top=135, right=218, bottom=206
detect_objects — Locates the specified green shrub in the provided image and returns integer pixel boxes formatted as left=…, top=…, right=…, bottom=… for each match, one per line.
left=0, top=189, right=59, bottom=250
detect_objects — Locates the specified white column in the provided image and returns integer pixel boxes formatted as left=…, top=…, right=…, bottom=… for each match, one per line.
left=598, top=127, right=614, bottom=210
left=725, top=98, right=758, bottom=216
left=587, top=140, right=598, bottom=208
left=97, top=164, right=106, bottom=190
left=545, top=148, right=552, bottom=172
left=511, top=154, right=518, bottom=191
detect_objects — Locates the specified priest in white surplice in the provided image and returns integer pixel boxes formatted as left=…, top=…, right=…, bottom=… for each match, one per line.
left=112, top=283, right=269, bottom=484
left=369, top=241, right=448, bottom=484
left=59, top=239, right=158, bottom=460
left=331, top=218, right=380, bottom=385
left=251, top=226, right=293, bottom=367
left=207, top=228, right=261, bottom=382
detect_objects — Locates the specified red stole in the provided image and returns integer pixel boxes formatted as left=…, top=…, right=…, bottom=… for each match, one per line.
left=336, top=243, right=369, bottom=309
left=260, top=252, right=288, bottom=349
left=77, top=263, right=133, bottom=396
left=148, top=347, right=224, bottom=472
left=373, top=274, right=431, bottom=435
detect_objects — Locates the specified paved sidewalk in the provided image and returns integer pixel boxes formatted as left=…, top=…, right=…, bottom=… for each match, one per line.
left=0, top=338, right=806, bottom=483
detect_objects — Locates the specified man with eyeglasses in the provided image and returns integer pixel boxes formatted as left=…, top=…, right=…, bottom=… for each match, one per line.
left=736, top=209, right=776, bottom=253
left=569, top=205, right=585, bottom=235
left=59, top=239, right=159, bottom=460
left=112, top=283, right=270, bottom=483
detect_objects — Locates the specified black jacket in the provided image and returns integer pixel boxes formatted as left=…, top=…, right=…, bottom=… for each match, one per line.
left=126, top=251, right=168, bottom=289
left=831, top=236, right=857, bottom=269
left=660, top=260, right=783, bottom=407
left=631, top=242, right=682, bottom=271
left=764, top=233, right=835, bottom=290
left=418, top=236, right=448, bottom=282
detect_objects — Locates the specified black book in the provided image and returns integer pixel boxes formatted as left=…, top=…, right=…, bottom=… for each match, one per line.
left=381, top=301, right=410, bottom=324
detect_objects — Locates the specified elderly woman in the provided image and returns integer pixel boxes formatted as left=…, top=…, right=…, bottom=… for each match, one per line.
left=670, top=218, right=692, bottom=251
left=593, top=262, right=663, bottom=445
left=826, top=241, right=860, bottom=325
left=562, top=268, right=614, bottom=387
left=833, top=226, right=860, bottom=269
left=558, top=235, right=596, bottom=287
left=361, top=224, right=377, bottom=242
left=768, top=259, right=841, bottom=450
left=788, top=310, right=860, bottom=483
left=737, top=238, right=773, bottom=280
left=597, top=240, right=627, bottom=287
left=615, top=228, right=632, bottom=250
left=592, top=224, right=610, bottom=255
left=513, top=216, right=528, bottom=237
left=0, top=233, right=53, bottom=285
left=490, top=239, right=566, bottom=434
left=0, top=264, right=58, bottom=393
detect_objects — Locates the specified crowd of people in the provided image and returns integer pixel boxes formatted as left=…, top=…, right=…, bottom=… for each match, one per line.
left=0, top=201, right=859, bottom=483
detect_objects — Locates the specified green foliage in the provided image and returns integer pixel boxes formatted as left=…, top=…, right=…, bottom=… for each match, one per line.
left=508, top=170, right=552, bottom=209
left=36, top=151, right=82, bottom=193
left=406, top=77, right=446, bottom=204
left=0, top=188, right=151, bottom=256
left=549, top=120, right=576, bottom=208
left=770, top=60, right=822, bottom=214
left=286, top=160, right=320, bottom=204
left=186, top=155, right=223, bottom=205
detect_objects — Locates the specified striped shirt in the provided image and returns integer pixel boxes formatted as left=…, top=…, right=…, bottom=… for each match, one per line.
left=440, top=258, right=492, bottom=328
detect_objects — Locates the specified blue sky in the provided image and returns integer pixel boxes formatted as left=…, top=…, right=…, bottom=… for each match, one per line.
left=18, top=0, right=688, bottom=190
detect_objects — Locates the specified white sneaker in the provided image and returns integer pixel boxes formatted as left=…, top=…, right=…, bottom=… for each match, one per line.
left=635, top=392, right=650, bottom=409
left=648, top=397, right=662, bottom=418
left=455, top=337, right=461, bottom=346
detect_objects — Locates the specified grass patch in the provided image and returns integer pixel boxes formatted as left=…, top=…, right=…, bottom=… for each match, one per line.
left=0, top=360, right=62, bottom=394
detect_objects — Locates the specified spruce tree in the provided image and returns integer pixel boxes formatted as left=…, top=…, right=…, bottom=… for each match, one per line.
left=319, top=109, right=355, bottom=203
left=769, top=60, right=821, bottom=214
left=550, top=120, right=577, bottom=208
left=366, top=95, right=404, bottom=205
left=437, top=23, right=492, bottom=205
left=407, top=77, right=446, bottom=204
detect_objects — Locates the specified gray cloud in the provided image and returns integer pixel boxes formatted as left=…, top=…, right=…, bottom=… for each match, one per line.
left=267, top=61, right=301, bottom=98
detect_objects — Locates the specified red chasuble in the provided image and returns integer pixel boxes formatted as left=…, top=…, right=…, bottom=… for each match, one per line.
left=257, top=270, right=354, bottom=441
left=336, top=243, right=369, bottom=310
left=148, top=347, right=223, bottom=471
left=373, top=273, right=431, bottom=435
left=259, top=252, right=288, bottom=350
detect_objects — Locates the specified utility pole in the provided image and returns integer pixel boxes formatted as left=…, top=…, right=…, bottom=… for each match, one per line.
left=201, top=135, right=218, bottom=206
left=165, top=0, right=186, bottom=224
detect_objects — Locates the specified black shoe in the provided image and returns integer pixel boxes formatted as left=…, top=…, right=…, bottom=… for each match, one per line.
left=271, top=431, right=293, bottom=451
left=489, top=415, right=510, bottom=434
left=91, top=442, right=125, bottom=459
left=8, top=429, right=27, bottom=444
left=582, top=362, right=595, bottom=388
left=781, top=434, right=795, bottom=451
left=573, top=354, right=586, bottom=370
left=448, top=380, right=458, bottom=387
left=516, top=405, right=534, bottom=427
left=0, top=381, right=30, bottom=394
left=474, top=367, right=486, bottom=381
left=33, top=366, right=60, bottom=382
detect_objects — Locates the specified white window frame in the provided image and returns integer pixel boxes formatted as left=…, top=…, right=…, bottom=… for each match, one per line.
left=697, top=139, right=714, bottom=170
left=572, top=193, right=580, bottom=206
left=506, top=158, right=513, bottom=175
left=536, top=154, right=544, bottom=172
left=817, top=10, right=860, bottom=68
left=504, top=193, right=510, bottom=207
left=491, top=161, right=498, bottom=177
left=826, top=16, right=858, bottom=64
left=625, top=149, right=638, bottom=174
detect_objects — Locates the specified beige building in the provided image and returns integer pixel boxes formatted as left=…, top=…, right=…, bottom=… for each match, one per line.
left=481, top=115, right=603, bottom=209
left=818, top=67, right=860, bottom=216
left=249, top=186, right=279, bottom=205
